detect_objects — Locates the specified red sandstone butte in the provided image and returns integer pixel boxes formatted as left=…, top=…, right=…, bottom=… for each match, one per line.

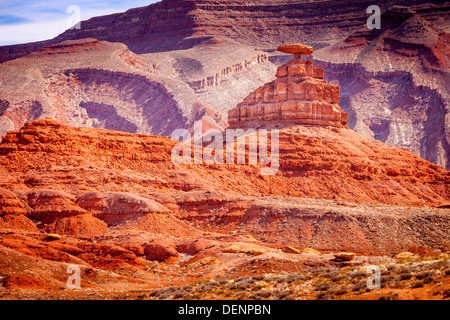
left=228, top=45, right=348, bottom=129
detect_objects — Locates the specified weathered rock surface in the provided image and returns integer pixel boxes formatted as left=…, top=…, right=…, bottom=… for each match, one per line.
left=0, top=0, right=447, bottom=63
left=334, top=252, right=356, bottom=261
left=144, top=240, right=180, bottom=263
left=0, top=118, right=448, bottom=298
left=0, top=1, right=448, bottom=171
left=228, top=45, right=348, bottom=129
left=0, top=38, right=272, bottom=139
left=313, top=6, right=450, bottom=169
left=0, top=0, right=449, bottom=299
left=277, top=44, right=314, bottom=58
left=0, top=118, right=448, bottom=251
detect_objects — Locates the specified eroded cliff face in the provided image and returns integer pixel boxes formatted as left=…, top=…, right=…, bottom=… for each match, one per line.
left=313, top=7, right=450, bottom=169
left=0, top=0, right=448, bottom=168
left=228, top=45, right=348, bottom=129
left=187, top=54, right=269, bottom=91
left=0, top=39, right=275, bottom=137
left=0, top=39, right=186, bottom=137
left=2, top=22, right=294, bottom=139
left=0, top=0, right=447, bottom=63
left=0, top=118, right=449, bottom=262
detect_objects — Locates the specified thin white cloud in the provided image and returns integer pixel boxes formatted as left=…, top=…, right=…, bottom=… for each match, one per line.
left=0, top=1, right=159, bottom=46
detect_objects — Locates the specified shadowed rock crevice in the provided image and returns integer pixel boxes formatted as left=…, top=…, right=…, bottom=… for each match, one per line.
left=79, top=102, right=139, bottom=133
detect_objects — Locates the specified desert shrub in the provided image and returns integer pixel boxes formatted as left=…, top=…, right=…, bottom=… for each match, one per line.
left=252, top=274, right=265, bottom=281
left=329, top=285, right=348, bottom=295
left=443, top=288, right=450, bottom=299
left=197, top=283, right=216, bottom=292
left=236, top=279, right=254, bottom=290
left=251, top=282, right=267, bottom=291
left=173, top=289, right=186, bottom=299
left=225, top=282, right=238, bottom=290
left=266, top=275, right=284, bottom=283
left=400, top=273, right=413, bottom=280
left=234, top=291, right=249, bottom=300
left=151, top=288, right=174, bottom=299
left=389, top=281, right=406, bottom=289
left=316, top=291, right=334, bottom=300
left=400, top=266, right=414, bottom=274
left=378, top=275, right=394, bottom=288
left=348, top=270, right=366, bottom=278
left=314, top=282, right=331, bottom=291
left=305, top=267, right=322, bottom=275
left=378, top=292, right=399, bottom=300
left=385, top=274, right=400, bottom=283
left=352, top=279, right=371, bottom=293
left=182, top=285, right=193, bottom=291
left=387, top=264, right=398, bottom=272
left=286, top=273, right=311, bottom=283
left=149, top=290, right=159, bottom=297
left=416, top=271, right=435, bottom=280
left=351, top=284, right=362, bottom=292
left=234, top=276, right=251, bottom=283
left=250, top=291, right=271, bottom=300
left=409, top=280, right=424, bottom=288
left=411, top=264, right=427, bottom=273
left=381, top=268, right=390, bottom=275
left=430, top=260, right=449, bottom=270
left=322, top=271, right=345, bottom=282
left=273, top=289, right=293, bottom=299
left=422, top=276, right=434, bottom=284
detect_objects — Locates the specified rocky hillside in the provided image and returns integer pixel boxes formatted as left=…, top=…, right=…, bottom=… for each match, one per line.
left=0, top=38, right=276, bottom=139
left=0, top=0, right=448, bottom=169
left=1, top=117, right=449, bottom=228
left=0, top=56, right=449, bottom=297
left=313, top=6, right=450, bottom=170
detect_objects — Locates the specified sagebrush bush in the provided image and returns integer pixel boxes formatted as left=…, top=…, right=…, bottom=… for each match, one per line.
left=409, top=280, right=424, bottom=288
left=348, top=270, right=366, bottom=278
left=316, top=291, right=333, bottom=300
left=314, top=282, right=331, bottom=291
left=250, top=291, right=271, bottom=300
left=400, top=273, right=413, bottom=280
left=286, top=273, right=311, bottom=283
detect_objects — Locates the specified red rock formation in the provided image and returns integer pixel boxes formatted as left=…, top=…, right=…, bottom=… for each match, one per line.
left=313, top=6, right=450, bottom=169
left=0, top=1, right=447, bottom=171
left=187, top=54, right=269, bottom=91
left=0, top=118, right=449, bottom=298
left=0, top=0, right=447, bottom=63
left=0, top=188, right=38, bottom=232
left=1, top=117, right=448, bottom=205
left=228, top=45, right=348, bottom=129
left=26, top=189, right=109, bottom=237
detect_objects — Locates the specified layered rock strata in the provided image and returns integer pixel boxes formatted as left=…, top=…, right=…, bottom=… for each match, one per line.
left=0, top=0, right=447, bottom=63
left=228, top=44, right=348, bottom=129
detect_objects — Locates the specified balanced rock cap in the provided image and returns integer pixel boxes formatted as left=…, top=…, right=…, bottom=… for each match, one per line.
left=277, top=44, right=314, bottom=58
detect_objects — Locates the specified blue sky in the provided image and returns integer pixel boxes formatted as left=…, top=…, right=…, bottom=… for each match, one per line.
left=0, top=1, right=159, bottom=46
